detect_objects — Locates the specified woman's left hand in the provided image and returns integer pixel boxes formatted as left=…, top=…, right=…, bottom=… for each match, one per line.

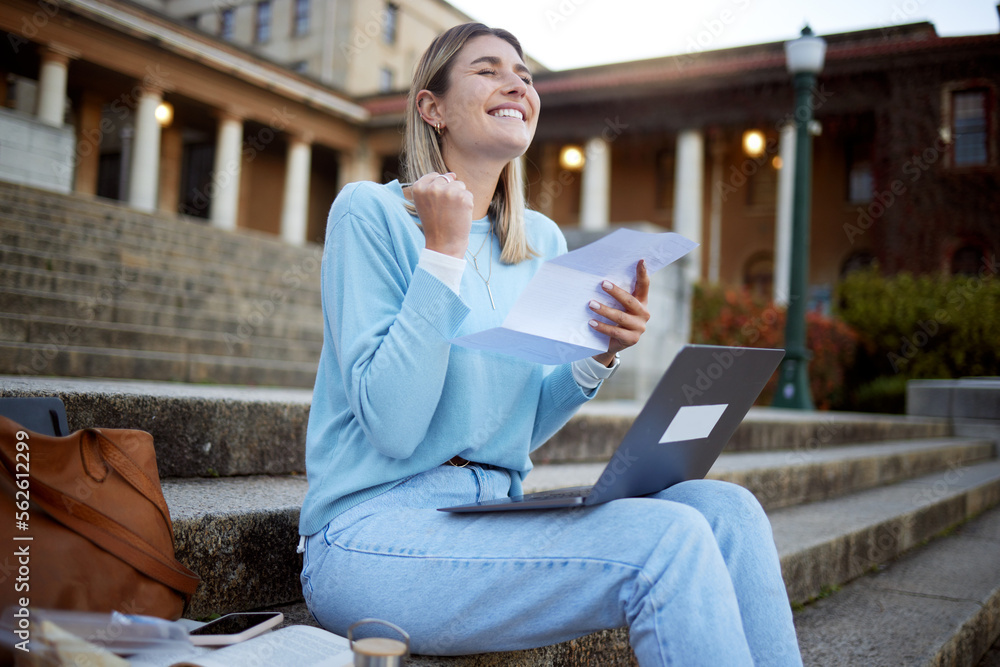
left=589, top=260, right=650, bottom=367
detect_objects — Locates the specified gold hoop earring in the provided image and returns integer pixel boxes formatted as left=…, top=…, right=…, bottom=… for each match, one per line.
left=435, top=123, right=442, bottom=136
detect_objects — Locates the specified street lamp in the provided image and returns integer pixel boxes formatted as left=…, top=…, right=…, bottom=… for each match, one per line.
left=773, top=25, right=826, bottom=410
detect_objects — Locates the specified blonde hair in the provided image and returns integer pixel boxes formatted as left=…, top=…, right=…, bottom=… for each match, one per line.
left=401, top=22, right=536, bottom=264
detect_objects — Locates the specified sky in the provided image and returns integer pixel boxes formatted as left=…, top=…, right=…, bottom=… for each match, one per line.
left=444, top=0, right=999, bottom=71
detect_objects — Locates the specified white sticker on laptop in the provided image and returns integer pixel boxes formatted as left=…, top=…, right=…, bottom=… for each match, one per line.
left=659, top=404, right=729, bottom=443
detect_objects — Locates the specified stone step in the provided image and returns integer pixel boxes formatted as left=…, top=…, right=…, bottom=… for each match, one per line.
left=0, top=288, right=323, bottom=342
left=0, top=341, right=318, bottom=388
left=0, top=242, right=323, bottom=308
left=0, top=182, right=317, bottom=268
left=0, top=312, right=322, bottom=364
left=772, top=458, right=1000, bottom=604
left=0, top=376, right=958, bottom=478
left=0, top=258, right=322, bottom=312
left=0, top=376, right=313, bottom=477
left=537, top=402, right=952, bottom=459
left=165, top=476, right=308, bottom=618
left=0, top=201, right=324, bottom=302
left=794, top=504, right=1000, bottom=667
left=0, top=204, right=314, bottom=263
left=161, top=459, right=1000, bottom=647
left=526, top=437, right=997, bottom=510
left=0, top=217, right=316, bottom=285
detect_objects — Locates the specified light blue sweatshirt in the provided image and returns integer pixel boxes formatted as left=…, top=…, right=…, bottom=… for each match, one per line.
left=298, top=180, right=597, bottom=536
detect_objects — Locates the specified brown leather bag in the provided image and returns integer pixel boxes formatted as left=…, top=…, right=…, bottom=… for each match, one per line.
left=0, top=416, right=200, bottom=619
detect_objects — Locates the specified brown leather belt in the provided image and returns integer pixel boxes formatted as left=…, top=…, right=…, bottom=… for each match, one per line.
left=445, top=456, right=471, bottom=468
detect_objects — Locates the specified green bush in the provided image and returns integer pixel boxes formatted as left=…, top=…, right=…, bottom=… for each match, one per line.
left=851, top=375, right=909, bottom=415
left=835, top=268, right=1000, bottom=397
left=691, top=285, right=860, bottom=409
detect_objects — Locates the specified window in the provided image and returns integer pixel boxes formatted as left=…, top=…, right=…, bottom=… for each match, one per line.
left=379, top=67, right=394, bottom=93
left=219, top=8, right=235, bottom=40
left=255, top=0, right=272, bottom=43
left=383, top=3, right=399, bottom=45
left=952, top=89, right=989, bottom=166
left=846, top=139, right=873, bottom=203
left=293, top=0, right=309, bottom=36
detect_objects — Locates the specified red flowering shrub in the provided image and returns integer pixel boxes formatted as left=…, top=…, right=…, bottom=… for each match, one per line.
left=691, top=284, right=860, bottom=409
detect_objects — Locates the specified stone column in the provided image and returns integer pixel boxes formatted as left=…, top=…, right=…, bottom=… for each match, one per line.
left=673, top=129, right=704, bottom=283
left=158, top=124, right=184, bottom=214
left=579, top=136, right=610, bottom=230
left=337, top=137, right=379, bottom=190
left=281, top=135, right=313, bottom=245
left=773, top=122, right=796, bottom=306
left=707, top=132, right=726, bottom=284
left=73, top=91, right=104, bottom=196
left=535, top=143, right=561, bottom=219
left=119, top=126, right=133, bottom=201
left=211, top=112, right=244, bottom=231
left=37, top=47, right=70, bottom=127
left=128, top=86, right=162, bottom=212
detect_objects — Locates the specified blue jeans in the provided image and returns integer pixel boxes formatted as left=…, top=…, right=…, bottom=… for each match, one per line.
left=301, top=465, right=802, bottom=666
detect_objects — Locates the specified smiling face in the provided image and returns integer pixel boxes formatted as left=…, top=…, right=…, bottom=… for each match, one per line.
left=417, top=34, right=540, bottom=169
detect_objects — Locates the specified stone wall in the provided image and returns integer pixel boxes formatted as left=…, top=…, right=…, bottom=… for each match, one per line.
left=0, top=108, right=74, bottom=193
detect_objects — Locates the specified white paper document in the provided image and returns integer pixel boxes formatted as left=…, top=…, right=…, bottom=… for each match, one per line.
left=451, top=229, right=698, bottom=364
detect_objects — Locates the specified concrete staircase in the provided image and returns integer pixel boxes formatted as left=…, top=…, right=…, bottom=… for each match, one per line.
left=2, top=376, right=999, bottom=666
left=0, top=181, right=323, bottom=387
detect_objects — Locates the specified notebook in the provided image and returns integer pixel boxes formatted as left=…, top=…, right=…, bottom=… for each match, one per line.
left=438, top=345, right=783, bottom=512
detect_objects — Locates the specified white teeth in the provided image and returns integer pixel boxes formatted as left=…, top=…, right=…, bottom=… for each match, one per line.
left=490, top=108, right=524, bottom=120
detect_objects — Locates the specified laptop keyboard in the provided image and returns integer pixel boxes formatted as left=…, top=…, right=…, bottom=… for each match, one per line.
left=523, top=486, right=594, bottom=501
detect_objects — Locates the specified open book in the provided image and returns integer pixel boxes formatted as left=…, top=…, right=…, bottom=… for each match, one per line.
left=127, top=625, right=353, bottom=667
left=451, top=228, right=697, bottom=364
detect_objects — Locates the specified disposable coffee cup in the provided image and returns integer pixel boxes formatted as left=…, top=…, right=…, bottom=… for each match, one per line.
left=348, top=618, right=410, bottom=667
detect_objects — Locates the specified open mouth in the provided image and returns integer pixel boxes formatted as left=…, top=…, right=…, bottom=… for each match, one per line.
left=489, top=108, right=525, bottom=121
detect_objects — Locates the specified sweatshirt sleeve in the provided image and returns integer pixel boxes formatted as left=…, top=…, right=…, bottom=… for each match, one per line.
left=322, top=184, right=470, bottom=459
left=529, top=363, right=597, bottom=451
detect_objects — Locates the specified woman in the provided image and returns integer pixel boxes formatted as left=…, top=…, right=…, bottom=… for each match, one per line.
left=299, top=22, right=802, bottom=666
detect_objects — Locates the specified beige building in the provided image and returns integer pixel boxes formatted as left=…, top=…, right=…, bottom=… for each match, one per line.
left=155, top=0, right=474, bottom=95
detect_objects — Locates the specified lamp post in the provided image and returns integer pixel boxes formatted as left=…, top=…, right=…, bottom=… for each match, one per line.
left=773, top=26, right=826, bottom=410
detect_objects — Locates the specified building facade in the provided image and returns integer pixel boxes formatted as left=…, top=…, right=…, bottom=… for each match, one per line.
left=2, top=0, right=997, bottom=298
left=167, top=0, right=474, bottom=95
left=515, top=22, right=999, bottom=308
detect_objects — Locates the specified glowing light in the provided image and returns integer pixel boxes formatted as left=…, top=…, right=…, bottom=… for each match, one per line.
left=742, top=130, right=765, bottom=157
left=155, top=102, right=174, bottom=127
left=772, top=156, right=783, bottom=169
left=559, top=145, right=585, bottom=171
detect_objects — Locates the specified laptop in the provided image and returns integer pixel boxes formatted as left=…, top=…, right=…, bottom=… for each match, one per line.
left=439, top=345, right=783, bottom=512
left=0, top=397, right=70, bottom=436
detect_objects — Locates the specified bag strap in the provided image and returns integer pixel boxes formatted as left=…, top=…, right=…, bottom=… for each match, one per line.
left=0, top=466, right=200, bottom=597
left=87, top=429, right=175, bottom=534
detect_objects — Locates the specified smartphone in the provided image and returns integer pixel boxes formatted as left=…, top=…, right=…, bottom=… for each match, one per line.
left=187, top=612, right=284, bottom=646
